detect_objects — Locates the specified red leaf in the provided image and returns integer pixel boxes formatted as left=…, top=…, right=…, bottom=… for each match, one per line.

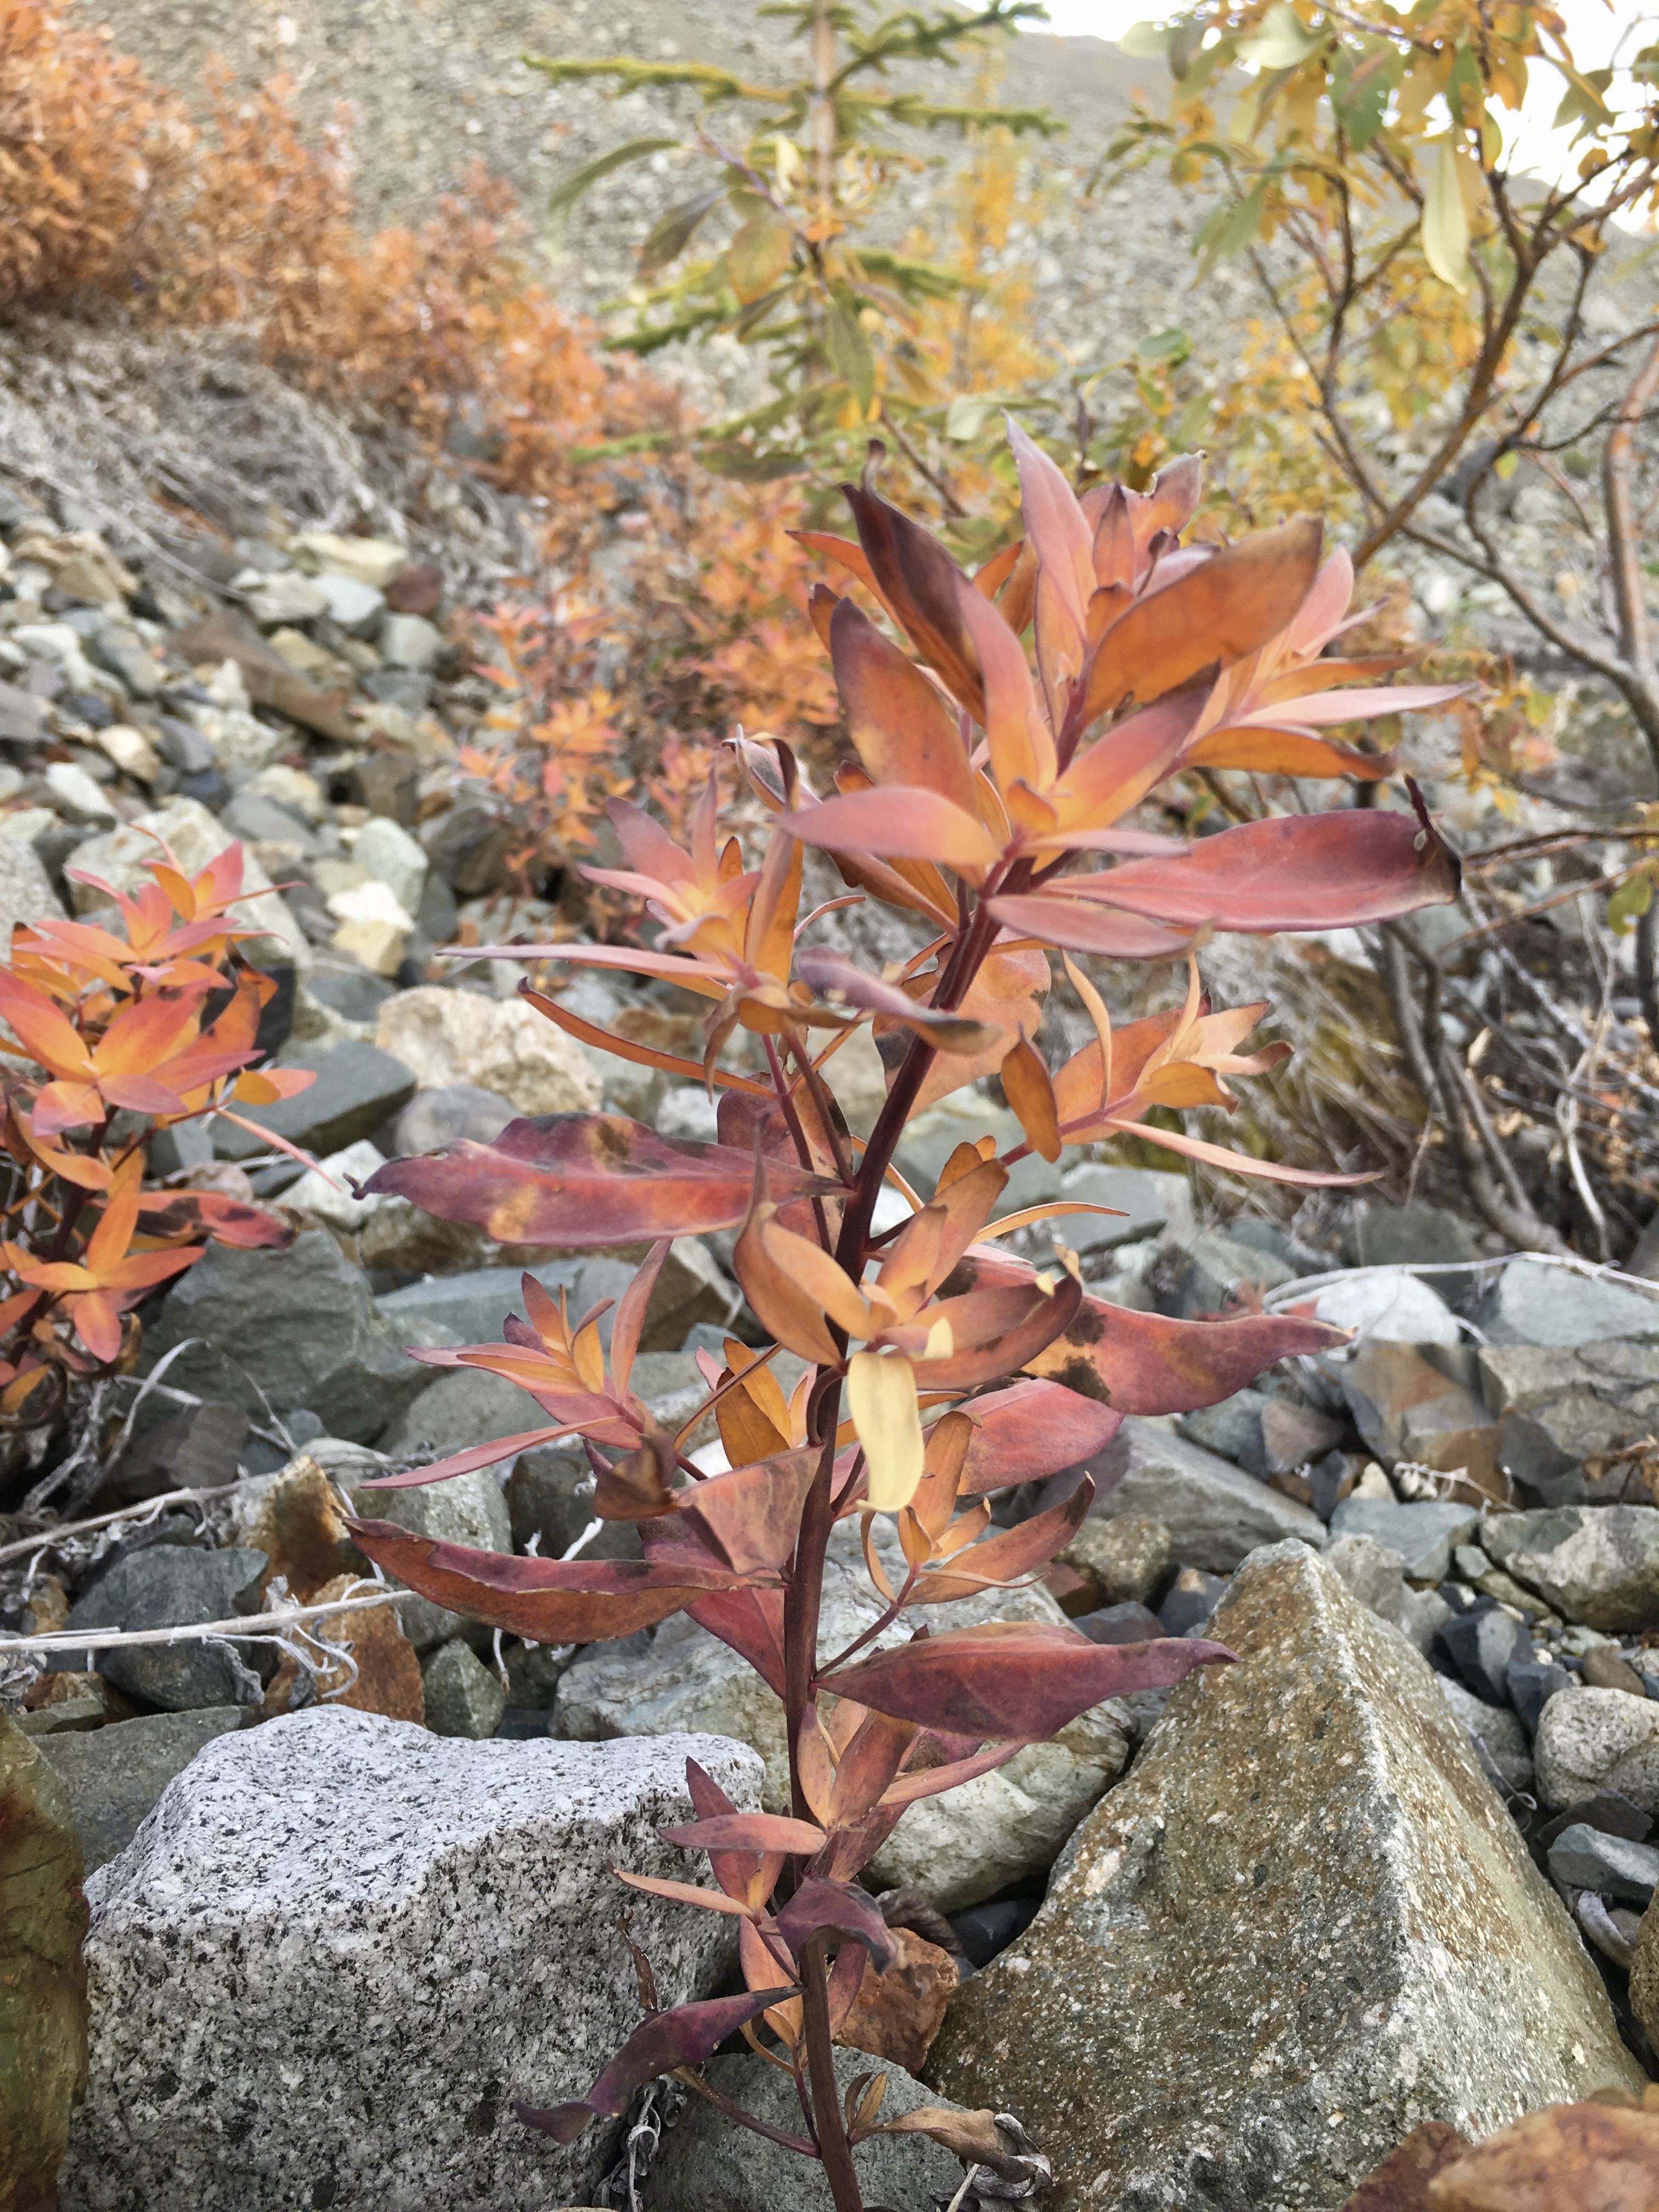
left=359, top=1113, right=847, bottom=1247
left=347, top=1520, right=768, bottom=1643
left=679, top=1448, right=820, bottom=1574
left=1059, top=802, right=1460, bottom=933
left=685, top=1754, right=787, bottom=1906
left=659, top=1812, right=827, bottom=1857
left=985, top=894, right=1194, bottom=961
left=957, top=1380, right=1122, bottom=1494
left=844, top=485, right=986, bottom=721
left=828, top=596, right=981, bottom=815
left=1021, top=1294, right=1349, bottom=1413
left=784, top=786, right=1000, bottom=872
left=820, top=1620, right=1233, bottom=1737
left=913, top=1273, right=1083, bottom=1390
left=516, top=1988, right=800, bottom=2144
left=911, top=1479, right=1093, bottom=1603
left=134, top=1189, right=297, bottom=1250
left=775, top=1877, right=899, bottom=1972
left=1084, top=517, right=1324, bottom=719
left=877, top=1738, right=1032, bottom=1810
left=684, top=1585, right=789, bottom=1697
left=950, top=1248, right=1347, bottom=1410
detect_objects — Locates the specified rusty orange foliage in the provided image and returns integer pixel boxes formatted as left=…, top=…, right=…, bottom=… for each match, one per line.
left=0, top=843, right=301, bottom=1415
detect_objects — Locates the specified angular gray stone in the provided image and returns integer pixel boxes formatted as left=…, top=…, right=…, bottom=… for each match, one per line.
left=1436, top=1673, right=1533, bottom=1796
left=212, top=1039, right=416, bottom=1160
left=63, top=1712, right=761, bottom=2212
left=1059, top=1511, right=1173, bottom=1609
left=421, top=1640, right=506, bottom=1739
left=1045, top=1163, right=1191, bottom=1256
left=1328, top=1496, right=1480, bottom=1585
left=375, top=1367, right=542, bottom=1476
left=1178, top=1387, right=1269, bottom=1465
left=36, top=1708, right=246, bottom=1875
left=507, top=1444, right=640, bottom=1565
left=1479, top=1259, right=1659, bottom=1348
left=380, top=613, right=443, bottom=672
left=1167, top=1230, right=1296, bottom=1319
left=556, top=1516, right=1120, bottom=1911
left=646, top=2047, right=968, bottom=2211
left=1547, top=1821, right=1659, bottom=1905
left=1093, top=1417, right=1327, bottom=1572
left=1314, top=1268, right=1463, bottom=1346
left=1534, top=1687, right=1659, bottom=1813
left=143, top=1231, right=432, bottom=1443
left=314, top=571, right=386, bottom=636
left=376, top=1261, right=581, bottom=1350
left=388, top=1080, right=515, bottom=1155
left=927, top=1544, right=1644, bottom=2208
left=1321, top=1532, right=1407, bottom=1626
left=1482, top=1505, right=1659, bottom=1632
left=0, top=834, right=64, bottom=938
left=59, top=1548, right=268, bottom=1712
left=1345, top=1201, right=1481, bottom=1286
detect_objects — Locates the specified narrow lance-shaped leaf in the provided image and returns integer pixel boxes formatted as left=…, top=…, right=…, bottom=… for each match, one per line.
left=346, top=1522, right=771, bottom=1644
left=1050, top=800, right=1461, bottom=933
left=820, top=1619, right=1233, bottom=1739
left=359, top=1113, right=847, bottom=1247
left=1020, top=1291, right=1348, bottom=1414
left=516, top=1987, right=800, bottom=2145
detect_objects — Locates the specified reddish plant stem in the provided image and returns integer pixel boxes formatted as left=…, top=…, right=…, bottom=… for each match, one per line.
left=800, top=1940, right=863, bottom=2210
left=780, top=871, right=1020, bottom=2212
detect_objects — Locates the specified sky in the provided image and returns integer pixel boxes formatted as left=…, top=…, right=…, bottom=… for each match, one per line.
left=1021, top=0, right=1646, bottom=189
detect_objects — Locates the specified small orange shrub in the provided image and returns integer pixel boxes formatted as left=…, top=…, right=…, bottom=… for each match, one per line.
left=0, top=0, right=190, bottom=308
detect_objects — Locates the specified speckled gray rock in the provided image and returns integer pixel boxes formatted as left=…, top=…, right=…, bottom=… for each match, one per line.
left=1436, top=1673, right=1533, bottom=1796
left=1093, top=1417, right=1326, bottom=1571
left=1321, top=1531, right=1407, bottom=1626
left=927, top=1543, right=1643, bottom=2209
left=1482, top=1505, right=1659, bottom=1632
left=1533, top=1686, right=1659, bottom=1813
left=63, top=1711, right=761, bottom=2212
left=645, top=2046, right=968, bottom=2211
left=421, top=1639, right=506, bottom=1739
left=557, top=1516, right=1122, bottom=1910
left=58, top=1547, right=267, bottom=1711
left=142, top=1230, right=433, bottom=1442
left=36, top=1708, right=245, bottom=1875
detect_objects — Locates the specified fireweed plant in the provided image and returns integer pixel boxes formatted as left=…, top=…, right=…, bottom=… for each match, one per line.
left=349, top=428, right=1465, bottom=2207
left=0, top=845, right=308, bottom=1441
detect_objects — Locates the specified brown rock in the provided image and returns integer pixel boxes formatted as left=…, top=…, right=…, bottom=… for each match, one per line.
left=1059, top=1510, right=1173, bottom=1609
left=1426, top=2100, right=1659, bottom=2212
left=351, top=749, right=421, bottom=827
left=167, top=608, right=357, bottom=743
left=1583, top=1647, right=1650, bottom=1699
left=262, top=1573, right=423, bottom=1724
left=1344, top=1342, right=1505, bottom=1502
left=1260, top=1397, right=1345, bottom=1475
left=246, top=1456, right=368, bottom=1600
left=1628, top=1892, right=1659, bottom=2049
left=21, top=1673, right=136, bottom=1725
left=1339, top=2121, right=1469, bottom=2211
left=0, top=1707, right=88, bottom=2212
left=836, top=1924, right=958, bottom=2076
left=384, top=562, right=444, bottom=617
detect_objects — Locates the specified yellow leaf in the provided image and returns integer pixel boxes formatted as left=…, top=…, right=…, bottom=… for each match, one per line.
left=726, top=207, right=793, bottom=304
left=1423, top=136, right=1469, bottom=292
left=849, top=1351, right=924, bottom=1513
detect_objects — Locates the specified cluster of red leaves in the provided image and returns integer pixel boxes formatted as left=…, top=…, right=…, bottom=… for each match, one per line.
left=0, top=845, right=302, bottom=1420
left=344, top=432, right=1466, bottom=2202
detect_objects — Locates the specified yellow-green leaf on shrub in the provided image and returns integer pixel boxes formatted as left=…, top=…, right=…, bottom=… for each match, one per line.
left=826, top=294, right=875, bottom=410
left=726, top=208, right=794, bottom=304
left=1422, top=136, right=1469, bottom=292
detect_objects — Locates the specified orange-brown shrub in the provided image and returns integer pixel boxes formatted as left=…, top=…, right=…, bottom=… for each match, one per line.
left=0, top=0, right=190, bottom=308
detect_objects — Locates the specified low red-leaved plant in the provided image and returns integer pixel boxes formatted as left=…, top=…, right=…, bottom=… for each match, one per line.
left=0, top=844, right=307, bottom=1435
left=348, top=427, right=1466, bottom=2205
